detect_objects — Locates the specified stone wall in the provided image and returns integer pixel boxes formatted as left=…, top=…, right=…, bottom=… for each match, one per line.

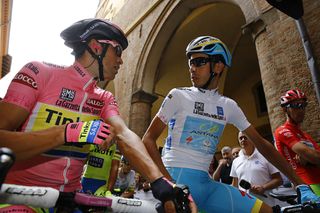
left=97, top=0, right=320, bottom=141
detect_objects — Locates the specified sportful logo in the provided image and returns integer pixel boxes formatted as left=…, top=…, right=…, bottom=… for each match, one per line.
left=80, top=22, right=100, bottom=40
left=13, top=73, right=38, bottom=89
left=60, top=88, right=76, bottom=102
left=25, top=63, right=39, bottom=75
left=74, top=65, right=86, bottom=77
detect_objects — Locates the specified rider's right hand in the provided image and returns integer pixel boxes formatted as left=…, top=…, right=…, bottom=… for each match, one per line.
left=150, top=177, right=197, bottom=213
left=65, top=120, right=112, bottom=145
left=296, top=184, right=320, bottom=204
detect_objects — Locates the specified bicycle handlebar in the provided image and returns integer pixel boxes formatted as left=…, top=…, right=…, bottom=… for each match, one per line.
left=273, top=201, right=320, bottom=213
left=0, top=183, right=161, bottom=213
left=0, top=147, right=191, bottom=213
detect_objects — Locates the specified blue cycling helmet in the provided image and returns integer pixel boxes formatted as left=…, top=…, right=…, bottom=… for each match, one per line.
left=186, top=36, right=232, bottom=67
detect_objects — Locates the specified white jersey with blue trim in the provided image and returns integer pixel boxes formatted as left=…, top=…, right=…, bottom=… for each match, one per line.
left=157, top=87, right=251, bottom=172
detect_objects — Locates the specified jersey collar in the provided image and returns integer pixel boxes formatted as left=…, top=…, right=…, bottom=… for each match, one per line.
left=195, top=87, right=218, bottom=95
left=72, top=61, right=97, bottom=90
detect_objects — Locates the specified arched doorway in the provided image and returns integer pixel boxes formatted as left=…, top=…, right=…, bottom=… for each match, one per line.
left=141, top=2, right=272, bottom=150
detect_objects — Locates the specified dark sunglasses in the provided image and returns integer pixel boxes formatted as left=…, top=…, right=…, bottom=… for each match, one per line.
left=98, top=39, right=123, bottom=57
left=286, top=102, right=308, bottom=109
left=188, top=56, right=225, bottom=68
left=188, top=57, right=210, bottom=68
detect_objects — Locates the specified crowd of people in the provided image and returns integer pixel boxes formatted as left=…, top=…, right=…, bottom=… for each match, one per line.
left=0, top=17, right=319, bottom=213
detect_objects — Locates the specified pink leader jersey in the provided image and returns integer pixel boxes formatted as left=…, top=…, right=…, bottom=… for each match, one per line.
left=3, top=61, right=119, bottom=192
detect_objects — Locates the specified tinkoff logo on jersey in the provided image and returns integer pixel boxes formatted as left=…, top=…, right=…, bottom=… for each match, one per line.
left=29, top=103, right=99, bottom=131
left=79, top=120, right=100, bottom=143
left=29, top=103, right=98, bottom=158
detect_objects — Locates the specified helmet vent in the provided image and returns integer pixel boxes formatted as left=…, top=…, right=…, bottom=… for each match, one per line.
left=204, top=44, right=214, bottom=50
left=192, top=46, right=202, bottom=51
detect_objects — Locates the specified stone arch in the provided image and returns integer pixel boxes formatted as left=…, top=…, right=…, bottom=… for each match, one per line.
left=132, top=0, right=259, bottom=94
left=130, top=0, right=273, bottom=147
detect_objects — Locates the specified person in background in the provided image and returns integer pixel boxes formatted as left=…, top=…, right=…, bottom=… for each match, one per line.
left=134, top=173, right=159, bottom=203
left=213, top=146, right=233, bottom=184
left=232, top=146, right=241, bottom=159
left=208, top=154, right=218, bottom=176
left=274, top=89, right=320, bottom=197
left=231, top=131, right=283, bottom=206
left=112, top=156, right=136, bottom=198
left=81, top=143, right=121, bottom=196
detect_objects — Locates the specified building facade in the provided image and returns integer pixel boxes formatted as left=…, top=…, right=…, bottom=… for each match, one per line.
left=96, top=0, right=320, bottom=149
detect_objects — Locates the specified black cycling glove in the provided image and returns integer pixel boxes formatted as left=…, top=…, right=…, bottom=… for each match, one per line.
left=151, top=177, right=175, bottom=203
left=151, top=177, right=191, bottom=213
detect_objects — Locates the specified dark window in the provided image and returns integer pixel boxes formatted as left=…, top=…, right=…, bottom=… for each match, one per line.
left=253, top=81, right=268, bottom=117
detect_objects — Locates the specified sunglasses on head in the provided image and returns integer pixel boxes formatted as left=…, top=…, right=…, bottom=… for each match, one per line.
left=286, top=102, right=308, bottom=109
left=98, top=39, right=123, bottom=57
left=188, top=55, right=225, bottom=68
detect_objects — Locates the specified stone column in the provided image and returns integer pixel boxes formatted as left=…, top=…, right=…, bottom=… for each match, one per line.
left=243, top=8, right=301, bottom=132
left=243, top=7, right=320, bottom=141
left=129, top=90, right=158, bottom=138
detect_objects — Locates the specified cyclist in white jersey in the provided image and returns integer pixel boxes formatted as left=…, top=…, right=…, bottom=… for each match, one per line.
left=142, top=36, right=320, bottom=213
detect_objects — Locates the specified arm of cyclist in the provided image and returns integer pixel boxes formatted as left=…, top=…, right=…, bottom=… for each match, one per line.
left=106, top=115, right=163, bottom=182
left=244, top=125, right=304, bottom=186
left=231, top=177, right=239, bottom=188
left=0, top=102, right=65, bottom=160
left=142, top=116, right=197, bottom=212
left=142, top=116, right=174, bottom=180
left=291, top=142, right=320, bottom=166
left=0, top=102, right=113, bottom=160
left=244, top=126, right=320, bottom=204
left=106, top=115, right=194, bottom=212
left=107, top=158, right=120, bottom=191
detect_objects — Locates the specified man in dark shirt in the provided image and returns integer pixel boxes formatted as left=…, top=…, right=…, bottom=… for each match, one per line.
left=213, top=146, right=233, bottom=184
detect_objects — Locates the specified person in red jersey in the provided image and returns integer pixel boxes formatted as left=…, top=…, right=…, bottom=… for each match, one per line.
left=274, top=89, right=320, bottom=198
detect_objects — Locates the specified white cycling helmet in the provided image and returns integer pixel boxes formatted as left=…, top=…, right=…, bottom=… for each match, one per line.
left=186, top=36, right=232, bottom=67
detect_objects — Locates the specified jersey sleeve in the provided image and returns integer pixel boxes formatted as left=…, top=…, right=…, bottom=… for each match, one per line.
left=156, top=88, right=181, bottom=124
left=275, top=127, right=300, bottom=149
left=226, top=99, right=251, bottom=131
left=3, top=62, right=48, bottom=112
left=100, top=92, right=120, bottom=120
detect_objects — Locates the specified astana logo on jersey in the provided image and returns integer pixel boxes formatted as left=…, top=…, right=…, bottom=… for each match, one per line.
left=180, top=116, right=224, bottom=154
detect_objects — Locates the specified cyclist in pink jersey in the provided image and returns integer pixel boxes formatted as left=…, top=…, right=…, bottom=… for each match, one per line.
left=0, top=18, right=196, bottom=213
left=275, top=89, right=320, bottom=196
